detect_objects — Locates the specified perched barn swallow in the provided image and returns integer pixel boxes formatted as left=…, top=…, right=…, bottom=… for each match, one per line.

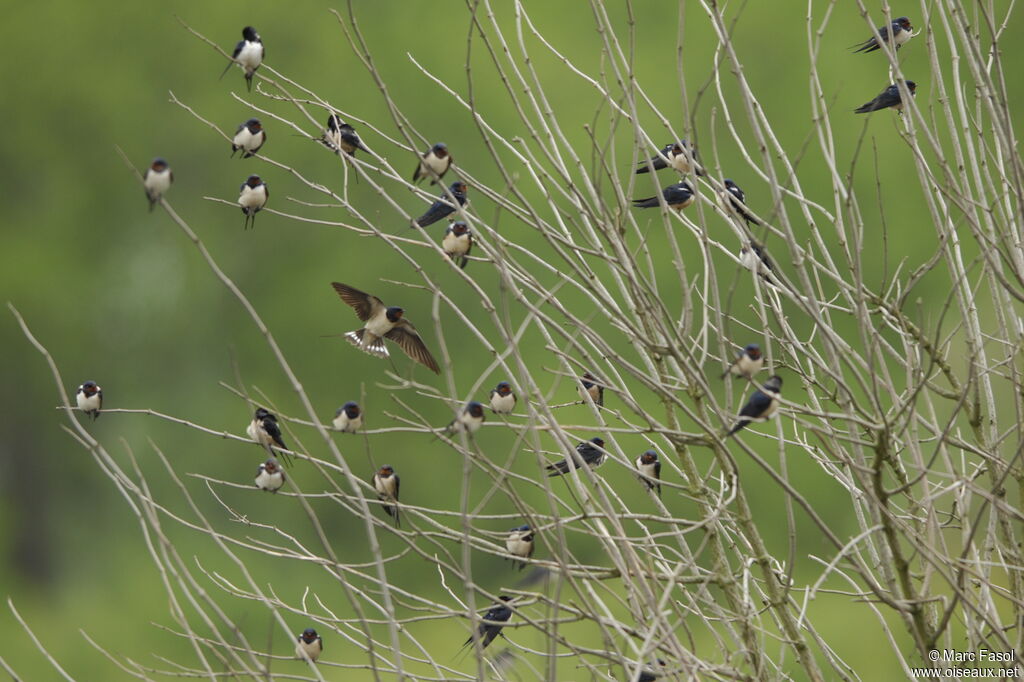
left=852, top=16, right=914, bottom=53
left=489, top=381, right=516, bottom=414
left=578, top=372, right=604, bottom=407
left=330, top=282, right=441, bottom=374
left=633, top=182, right=695, bottom=210
left=231, top=118, right=266, bottom=158
left=505, top=524, right=534, bottom=570
left=372, top=464, right=400, bottom=527
left=448, top=401, right=486, bottom=434
left=255, top=457, right=285, bottom=492
left=332, top=401, right=363, bottom=433
left=442, top=221, right=473, bottom=269
left=728, top=375, right=783, bottom=436
left=546, top=437, right=607, bottom=476
left=413, top=181, right=468, bottom=228
left=722, top=343, right=764, bottom=379
left=740, top=242, right=774, bottom=281
left=76, top=381, right=103, bottom=420
left=247, top=407, right=289, bottom=458
left=636, top=140, right=702, bottom=175
left=295, top=628, right=322, bottom=662
left=238, top=174, right=268, bottom=229
left=637, top=659, right=668, bottom=681
left=220, top=26, right=264, bottom=92
left=412, top=142, right=452, bottom=184
left=635, top=450, right=661, bottom=497
left=854, top=81, right=917, bottom=114
left=461, top=596, right=513, bottom=652
left=322, top=114, right=369, bottom=156
left=718, top=179, right=756, bottom=224
left=143, top=158, right=173, bottom=211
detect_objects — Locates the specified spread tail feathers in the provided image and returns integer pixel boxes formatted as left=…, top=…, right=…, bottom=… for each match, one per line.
left=345, top=329, right=389, bottom=358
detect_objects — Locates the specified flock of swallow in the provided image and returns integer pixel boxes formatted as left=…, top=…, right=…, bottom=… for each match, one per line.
left=74, top=15, right=917, bottom=670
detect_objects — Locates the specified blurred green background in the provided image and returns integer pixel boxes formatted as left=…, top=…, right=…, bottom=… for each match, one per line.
left=2, top=1, right=1019, bottom=679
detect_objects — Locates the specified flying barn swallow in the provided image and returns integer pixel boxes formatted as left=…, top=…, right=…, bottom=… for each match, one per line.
left=489, top=381, right=516, bottom=414
left=442, top=221, right=473, bottom=269
left=636, top=140, right=702, bottom=175
left=231, top=118, right=266, bottom=158
left=255, top=457, right=285, bottom=492
left=505, top=524, right=534, bottom=570
left=238, top=174, right=268, bottom=229
left=718, top=179, right=757, bottom=224
left=633, top=182, right=695, bottom=210
left=220, top=26, right=264, bottom=91
left=330, top=282, right=441, bottom=374
left=332, top=401, right=363, bottom=433
left=461, top=597, right=513, bottom=652
left=412, top=142, right=452, bottom=184
left=76, top=381, right=103, bottom=420
left=852, top=16, right=914, bottom=53
left=722, top=343, right=764, bottom=379
left=578, top=372, right=604, bottom=407
left=855, top=81, right=917, bottom=113
left=413, top=181, right=468, bottom=228
left=143, top=158, right=173, bottom=211
left=546, top=437, right=607, bottom=476
left=448, top=401, right=486, bottom=434
left=372, top=464, right=400, bottom=526
left=728, top=375, right=783, bottom=436
left=635, top=450, right=661, bottom=497
left=322, top=114, right=370, bottom=156
left=247, top=407, right=289, bottom=460
left=295, top=628, right=322, bottom=662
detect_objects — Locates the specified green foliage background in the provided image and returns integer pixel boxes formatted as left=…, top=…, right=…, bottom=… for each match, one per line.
left=2, top=1, right=1020, bottom=678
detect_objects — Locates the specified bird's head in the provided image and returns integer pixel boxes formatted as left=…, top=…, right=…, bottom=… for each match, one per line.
left=79, top=381, right=100, bottom=396
left=432, top=142, right=448, bottom=156
left=745, top=344, right=762, bottom=360
left=299, top=628, right=318, bottom=643
left=450, top=221, right=470, bottom=237
left=466, top=401, right=485, bottom=418
left=262, top=459, right=279, bottom=474
left=245, top=175, right=262, bottom=188
left=151, top=158, right=169, bottom=172
left=378, top=465, right=394, bottom=478
left=242, top=26, right=260, bottom=41
left=386, top=306, right=404, bottom=322
left=640, top=450, right=658, bottom=465
left=340, top=401, right=361, bottom=418
left=495, top=381, right=512, bottom=396
left=245, top=118, right=262, bottom=132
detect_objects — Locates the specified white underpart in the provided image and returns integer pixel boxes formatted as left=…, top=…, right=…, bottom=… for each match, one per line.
left=669, top=151, right=694, bottom=173
left=237, top=41, right=263, bottom=73
left=246, top=420, right=271, bottom=446
left=233, top=127, right=262, bottom=153
left=442, top=231, right=471, bottom=257
left=636, top=459, right=659, bottom=480
left=255, top=466, right=285, bottom=491
left=490, top=392, right=516, bottom=414
left=332, top=412, right=363, bottom=432
left=421, top=152, right=448, bottom=176
left=374, top=474, right=397, bottom=499
left=77, top=391, right=101, bottom=413
left=452, top=410, right=483, bottom=433
left=295, top=637, right=322, bottom=662
left=238, top=184, right=267, bottom=213
left=144, top=168, right=172, bottom=198
left=894, top=28, right=912, bottom=46
left=732, top=354, right=765, bottom=377
left=505, top=532, right=532, bottom=557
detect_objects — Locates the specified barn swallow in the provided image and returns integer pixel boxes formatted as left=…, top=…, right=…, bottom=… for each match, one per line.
left=330, top=282, right=441, bottom=374
left=722, top=343, right=764, bottom=379
left=637, top=659, right=668, bottom=681
left=635, top=450, right=661, bottom=497
left=442, top=221, right=473, bottom=269
left=854, top=81, right=917, bottom=114
left=728, top=375, right=782, bottom=436
left=220, top=26, right=264, bottom=92
left=448, top=401, right=486, bottom=434
left=76, top=381, right=103, bottom=420
left=413, top=181, right=468, bottom=228
left=143, top=158, right=173, bottom=211
left=578, top=372, right=604, bottom=407
left=322, top=114, right=370, bottom=156
left=505, top=524, right=534, bottom=570
left=247, top=407, right=289, bottom=459
left=632, top=182, right=695, bottom=210
left=636, top=140, right=702, bottom=175
left=231, top=118, right=266, bottom=158
left=461, top=596, right=513, bottom=652
left=372, top=464, right=400, bottom=527
left=740, top=242, right=774, bottom=281
left=254, top=457, right=285, bottom=492
left=852, top=16, right=914, bottom=53
left=238, top=174, right=268, bottom=229
left=718, top=179, right=756, bottom=224
left=332, top=401, right=363, bottom=433
left=489, top=381, right=516, bottom=414
left=412, top=142, right=452, bottom=184
left=546, top=437, right=607, bottom=476
left=295, top=628, right=322, bottom=662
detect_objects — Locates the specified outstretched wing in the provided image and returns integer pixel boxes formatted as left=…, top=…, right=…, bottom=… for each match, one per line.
left=331, top=282, right=381, bottom=321
left=386, top=320, right=441, bottom=374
